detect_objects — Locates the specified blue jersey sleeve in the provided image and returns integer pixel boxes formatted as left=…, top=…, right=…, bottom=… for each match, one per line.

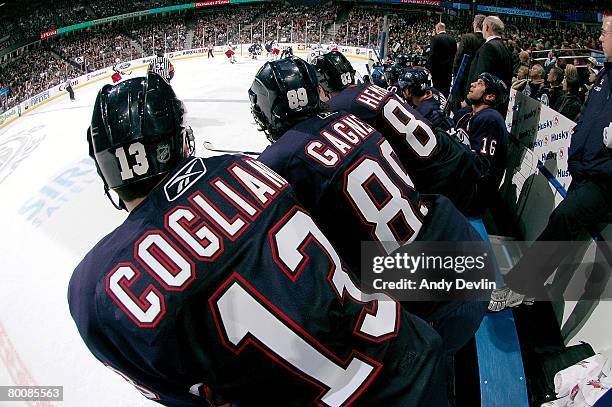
left=259, top=129, right=333, bottom=210
left=416, top=98, right=453, bottom=132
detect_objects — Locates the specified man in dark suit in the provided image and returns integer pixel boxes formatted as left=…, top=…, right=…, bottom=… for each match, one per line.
left=427, top=22, right=457, bottom=97
left=464, top=16, right=513, bottom=114
left=453, top=14, right=485, bottom=99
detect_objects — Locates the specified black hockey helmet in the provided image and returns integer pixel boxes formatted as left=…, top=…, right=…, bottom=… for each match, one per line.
left=393, top=54, right=408, bottom=67
left=384, top=63, right=405, bottom=85
left=87, top=72, right=194, bottom=209
left=478, top=72, right=508, bottom=108
left=248, top=56, right=322, bottom=142
left=312, top=51, right=356, bottom=93
left=398, top=67, right=433, bottom=97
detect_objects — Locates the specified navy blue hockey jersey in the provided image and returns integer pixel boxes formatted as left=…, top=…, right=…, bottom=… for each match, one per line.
left=258, top=111, right=481, bottom=275
left=453, top=106, right=509, bottom=212
left=415, top=88, right=453, bottom=132
left=328, top=83, right=480, bottom=215
left=68, top=155, right=444, bottom=407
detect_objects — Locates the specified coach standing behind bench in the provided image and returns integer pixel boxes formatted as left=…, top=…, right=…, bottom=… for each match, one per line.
left=453, top=14, right=486, bottom=100
left=427, top=22, right=457, bottom=98
left=464, top=16, right=513, bottom=114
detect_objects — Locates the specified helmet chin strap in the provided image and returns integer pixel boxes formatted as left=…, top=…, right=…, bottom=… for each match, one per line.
left=321, top=85, right=332, bottom=102
left=470, top=95, right=488, bottom=107
left=185, top=126, right=195, bottom=156
left=266, top=133, right=277, bottom=144
left=104, top=184, right=127, bottom=211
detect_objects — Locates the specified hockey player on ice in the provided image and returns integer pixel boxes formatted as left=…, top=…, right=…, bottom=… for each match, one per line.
left=280, top=46, right=293, bottom=59
left=307, top=43, right=326, bottom=63
left=248, top=43, right=261, bottom=59
left=224, top=43, right=237, bottom=64
left=64, top=77, right=75, bottom=101
left=111, top=58, right=132, bottom=84
left=264, top=41, right=273, bottom=57
left=264, top=41, right=280, bottom=60
left=271, top=42, right=281, bottom=60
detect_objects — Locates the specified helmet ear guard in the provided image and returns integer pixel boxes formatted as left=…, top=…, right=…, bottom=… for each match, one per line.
left=87, top=124, right=126, bottom=210
left=184, top=125, right=195, bottom=156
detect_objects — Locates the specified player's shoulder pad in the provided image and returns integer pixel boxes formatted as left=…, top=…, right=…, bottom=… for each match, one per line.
left=453, top=106, right=473, bottom=124
left=291, top=111, right=342, bottom=132
left=475, top=107, right=505, bottom=124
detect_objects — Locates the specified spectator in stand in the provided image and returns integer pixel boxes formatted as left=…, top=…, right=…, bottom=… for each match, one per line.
left=512, top=65, right=530, bottom=92
left=555, top=56, right=568, bottom=72
left=525, top=64, right=548, bottom=105
left=513, top=51, right=531, bottom=77
left=565, top=63, right=579, bottom=81
left=557, top=76, right=583, bottom=121
left=464, top=16, right=513, bottom=114
left=0, top=2, right=603, bottom=113
left=543, top=50, right=558, bottom=73
left=583, top=63, right=600, bottom=100
left=544, top=66, right=565, bottom=109
left=453, top=14, right=486, bottom=99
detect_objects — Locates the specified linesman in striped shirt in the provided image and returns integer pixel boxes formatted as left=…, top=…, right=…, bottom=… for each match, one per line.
left=148, top=51, right=175, bottom=83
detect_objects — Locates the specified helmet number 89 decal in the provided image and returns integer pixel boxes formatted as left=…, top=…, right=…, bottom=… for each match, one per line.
left=115, top=142, right=150, bottom=181
left=287, top=88, right=308, bottom=110
left=340, top=72, right=352, bottom=86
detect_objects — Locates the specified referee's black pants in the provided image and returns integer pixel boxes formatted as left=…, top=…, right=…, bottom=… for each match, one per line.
left=504, top=178, right=612, bottom=297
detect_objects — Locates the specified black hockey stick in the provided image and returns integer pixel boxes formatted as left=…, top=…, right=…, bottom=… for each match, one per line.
left=445, top=53, right=471, bottom=116
left=202, top=141, right=261, bottom=156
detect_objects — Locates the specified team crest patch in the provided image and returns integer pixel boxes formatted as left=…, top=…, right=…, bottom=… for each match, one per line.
left=454, top=128, right=471, bottom=148
left=164, top=158, right=207, bottom=201
left=157, top=143, right=171, bottom=163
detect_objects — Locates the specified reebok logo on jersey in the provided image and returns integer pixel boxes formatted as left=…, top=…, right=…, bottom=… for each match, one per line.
left=164, top=158, right=207, bottom=202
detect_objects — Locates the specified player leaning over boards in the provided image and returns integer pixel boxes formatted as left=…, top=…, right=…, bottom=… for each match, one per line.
left=68, top=72, right=446, bottom=406
left=250, top=57, right=488, bottom=401
left=313, top=51, right=483, bottom=217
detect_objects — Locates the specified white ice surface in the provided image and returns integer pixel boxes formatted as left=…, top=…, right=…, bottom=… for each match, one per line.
left=0, top=53, right=369, bottom=406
